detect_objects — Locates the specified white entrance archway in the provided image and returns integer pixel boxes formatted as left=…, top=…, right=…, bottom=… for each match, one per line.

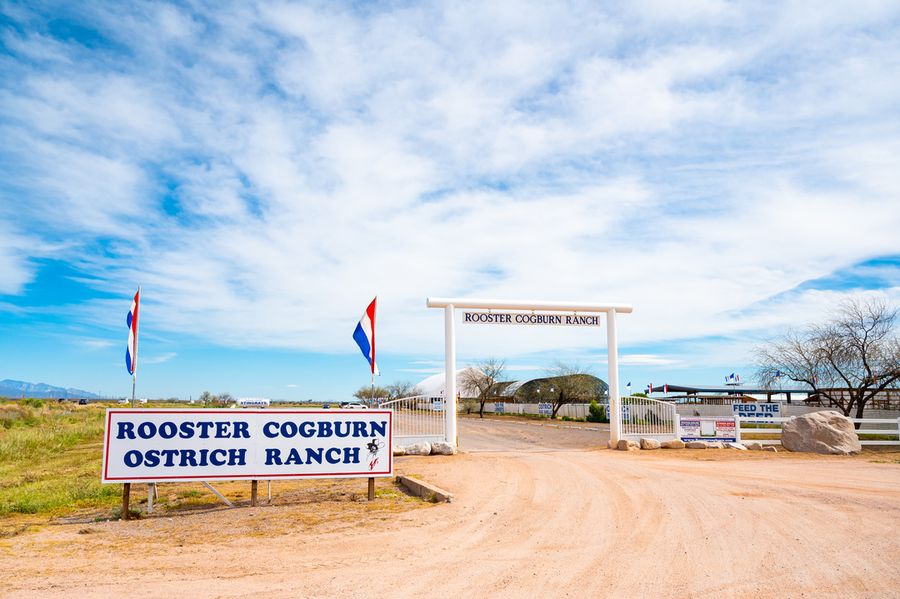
left=426, top=297, right=633, bottom=448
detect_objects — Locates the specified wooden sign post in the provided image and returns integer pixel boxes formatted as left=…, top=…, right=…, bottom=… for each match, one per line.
left=122, top=483, right=131, bottom=520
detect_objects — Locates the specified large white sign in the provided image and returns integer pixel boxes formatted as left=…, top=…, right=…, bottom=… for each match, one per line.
left=462, top=310, right=602, bottom=327
left=102, top=409, right=392, bottom=483
left=732, top=403, right=781, bottom=419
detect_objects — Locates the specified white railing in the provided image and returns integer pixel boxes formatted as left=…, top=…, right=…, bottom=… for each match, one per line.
left=621, top=396, right=678, bottom=440
left=736, top=416, right=900, bottom=446
left=379, top=395, right=446, bottom=444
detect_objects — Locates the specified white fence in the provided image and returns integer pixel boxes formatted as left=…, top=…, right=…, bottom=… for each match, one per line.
left=676, top=403, right=899, bottom=420
left=476, top=402, right=595, bottom=419
left=736, top=416, right=900, bottom=446
left=620, top=396, right=679, bottom=440
left=379, top=395, right=446, bottom=445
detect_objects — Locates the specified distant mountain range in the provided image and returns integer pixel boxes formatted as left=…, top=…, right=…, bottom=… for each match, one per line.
left=0, top=379, right=99, bottom=399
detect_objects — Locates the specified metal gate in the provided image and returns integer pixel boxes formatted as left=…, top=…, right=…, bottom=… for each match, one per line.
left=379, top=395, right=447, bottom=445
left=619, top=395, right=679, bottom=441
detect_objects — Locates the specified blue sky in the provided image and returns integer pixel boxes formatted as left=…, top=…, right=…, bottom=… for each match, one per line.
left=1, top=1, right=899, bottom=400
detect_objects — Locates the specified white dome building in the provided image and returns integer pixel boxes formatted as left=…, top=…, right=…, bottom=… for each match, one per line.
left=415, top=367, right=484, bottom=398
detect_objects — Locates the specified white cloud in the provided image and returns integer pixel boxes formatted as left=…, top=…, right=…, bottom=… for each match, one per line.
left=618, top=355, right=683, bottom=367
left=141, top=352, right=177, bottom=365
left=1, top=0, right=899, bottom=372
left=501, top=364, right=546, bottom=372
left=80, top=339, right=116, bottom=351
left=0, top=224, right=33, bottom=295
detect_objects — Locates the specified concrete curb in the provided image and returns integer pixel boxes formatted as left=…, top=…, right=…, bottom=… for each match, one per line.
left=396, top=475, right=453, bottom=503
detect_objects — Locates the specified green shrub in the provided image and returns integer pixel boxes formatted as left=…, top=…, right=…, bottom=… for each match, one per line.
left=587, top=400, right=607, bottom=423
left=561, top=416, right=576, bottom=422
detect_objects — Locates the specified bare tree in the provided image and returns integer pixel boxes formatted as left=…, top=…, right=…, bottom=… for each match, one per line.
left=460, top=358, right=506, bottom=418
left=546, top=362, right=601, bottom=418
left=756, top=297, right=900, bottom=420
left=353, top=385, right=390, bottom=402
left=385, top=381, right=422, bottom=400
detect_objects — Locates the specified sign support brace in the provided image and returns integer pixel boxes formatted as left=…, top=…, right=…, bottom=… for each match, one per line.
left=203, top=481, right=234, bottom=507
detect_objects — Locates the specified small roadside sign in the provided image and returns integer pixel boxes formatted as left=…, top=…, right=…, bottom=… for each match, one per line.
left=680, top=417, right=737, bottom=442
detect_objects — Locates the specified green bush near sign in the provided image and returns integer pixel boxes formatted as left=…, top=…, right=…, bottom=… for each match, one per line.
left=586, top=400, right=608, bottom=423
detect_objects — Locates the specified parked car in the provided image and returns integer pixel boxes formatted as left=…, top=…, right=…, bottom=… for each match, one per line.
left=78, top=398, right=89, bottom=405
left=340, top=401, right=368, bottom=410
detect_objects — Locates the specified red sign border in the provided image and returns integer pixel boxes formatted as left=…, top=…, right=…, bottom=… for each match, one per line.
left=102, top=409, right=393, bottom=482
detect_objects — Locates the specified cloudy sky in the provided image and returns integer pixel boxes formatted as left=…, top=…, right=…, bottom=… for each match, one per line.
left=1, top=1, right=899, bottom=399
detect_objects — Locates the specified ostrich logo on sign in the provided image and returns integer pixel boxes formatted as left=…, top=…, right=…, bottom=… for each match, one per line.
left=366, top=438, right=384, bottom=471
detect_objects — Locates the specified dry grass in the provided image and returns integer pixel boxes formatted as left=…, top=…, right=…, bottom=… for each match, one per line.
left=0, top=400, right=427, bottom=538
left=0, top=401, right=116, bottom=521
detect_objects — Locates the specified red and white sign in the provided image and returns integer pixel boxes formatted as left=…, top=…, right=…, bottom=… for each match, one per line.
left=102, top=409, right=392, bottom=483
left=680, top=417, right=737, bottom=442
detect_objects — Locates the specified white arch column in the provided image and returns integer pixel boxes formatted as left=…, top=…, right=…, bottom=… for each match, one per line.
left=444, top=304, right=457, bottom=446
left=606, top=308, right=622, bottom=445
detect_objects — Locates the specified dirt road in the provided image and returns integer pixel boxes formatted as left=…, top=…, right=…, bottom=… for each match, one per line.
left=2, top=418, right=898, bottom=597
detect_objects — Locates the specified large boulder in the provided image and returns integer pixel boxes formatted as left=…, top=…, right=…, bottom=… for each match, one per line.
left=685, top=441, right=708, bottom=449
left=639, top=438, right=661, bottom=450
left=617, top=439, right=640, bottom=451
left=661, top=439, right=685, bottom=449
left=430, top=442, right=457, bottom=456
left=403, top=442, right=432, bottom=456
left=392, top=446, right=406, bottom=456
left=781, top=412, right=861, bottom=455
left=745, top=442, right=763, bottom=451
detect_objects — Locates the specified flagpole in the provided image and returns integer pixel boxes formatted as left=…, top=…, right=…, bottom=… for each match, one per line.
left=371, top=296, right=376, bottom=405
left=131, top=374, right=136, bottom=408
